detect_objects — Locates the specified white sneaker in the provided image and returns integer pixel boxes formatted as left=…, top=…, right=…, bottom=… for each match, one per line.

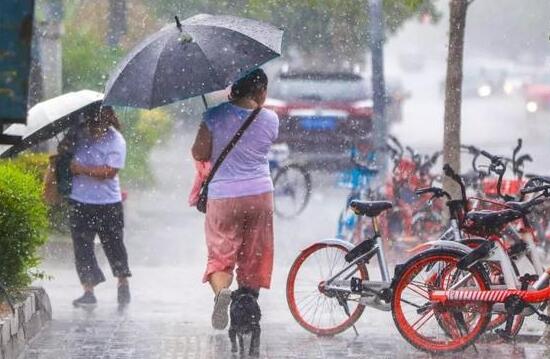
left=211, top=288, right=232, bottom=330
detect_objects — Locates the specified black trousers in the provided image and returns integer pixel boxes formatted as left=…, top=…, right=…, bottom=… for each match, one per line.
left=69, top=200, right=131, bottom=286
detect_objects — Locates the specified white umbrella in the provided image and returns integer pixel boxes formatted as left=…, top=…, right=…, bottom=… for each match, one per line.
left=0, top=90, right=103, bottom=158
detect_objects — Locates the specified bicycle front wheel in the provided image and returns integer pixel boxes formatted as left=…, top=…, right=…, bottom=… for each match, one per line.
left=286, top=242, right=368, bottom=336
left=273, top=164, right=312, bottom=219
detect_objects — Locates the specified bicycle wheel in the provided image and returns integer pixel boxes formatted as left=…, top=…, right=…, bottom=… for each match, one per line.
left=460, top=239, right=525, bottom=336
left=391, top=248, right=491, bottom=353
left=273, top=164, right=312, bottom=219
left=412, top=211, right=444, bottom=238
left=286, top=242, right=368, bottom=336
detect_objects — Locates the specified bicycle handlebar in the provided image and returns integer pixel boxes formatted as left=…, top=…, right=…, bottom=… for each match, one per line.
left=461, top=145, right=479, bottom=155
left=388, top=135, right=403, bottom=156
left=521, top=184, right=550, bottom=195
left=480, top=150, right=498, bottom=162
left=415, top=187, right=452, bottom=200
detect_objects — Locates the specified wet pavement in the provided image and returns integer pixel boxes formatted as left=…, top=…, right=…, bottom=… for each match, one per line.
left=21, top=71, right=550, bottom=358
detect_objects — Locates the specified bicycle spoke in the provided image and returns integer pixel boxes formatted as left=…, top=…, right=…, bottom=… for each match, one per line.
left=411, top=308, right=435, bottom=331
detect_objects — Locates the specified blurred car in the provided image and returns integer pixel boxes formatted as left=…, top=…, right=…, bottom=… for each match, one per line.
left=464, top=68, right=506, bottom=98
left=462, top=73, right=493, bottom=98
left=502, top=65, right=536, bottom=96
left=265, top=71, right=374, bottom=161
left=524, top=72, right=550, bottom=117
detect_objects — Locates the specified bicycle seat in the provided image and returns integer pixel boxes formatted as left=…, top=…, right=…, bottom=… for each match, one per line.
left=350, top=200, right=393, bottom=217
left=463, top=209, right=523, bottom=236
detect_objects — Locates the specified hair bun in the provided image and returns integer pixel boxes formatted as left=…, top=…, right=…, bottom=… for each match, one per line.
left=230, top=68, right=268, bottom=101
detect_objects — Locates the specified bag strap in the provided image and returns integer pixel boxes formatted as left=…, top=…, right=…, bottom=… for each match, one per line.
left=202, top=106, right=262, bottom=189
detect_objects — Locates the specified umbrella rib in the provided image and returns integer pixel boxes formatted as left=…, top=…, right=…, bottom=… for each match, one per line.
left=181, top=17, right=282, bottom=53
left=151, top=38, right=225, bottom=106
left=105, top=27, right=172, bottom=103
left=183, top=24, right=279, bottom=85
left=148, top=34, right=175, bottom=109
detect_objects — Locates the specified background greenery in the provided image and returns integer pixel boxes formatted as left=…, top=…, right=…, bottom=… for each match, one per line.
left=119, top=108, right=173, bottom=187
left=3, top=154, right=71, bottom=233
left=55, top=0, right=436, bottom=188
left=145, top=0, right=439, bottom=63
left=0, top=164, right=48, bottom=290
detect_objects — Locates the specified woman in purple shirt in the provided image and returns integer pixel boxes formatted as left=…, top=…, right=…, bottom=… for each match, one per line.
left=192, top=69, right=278, bottom=330
left=68, top=106, right=131, bottom=308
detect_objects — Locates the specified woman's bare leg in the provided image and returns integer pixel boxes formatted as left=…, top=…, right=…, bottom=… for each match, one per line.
left=209, top=271, right=233, bottom=295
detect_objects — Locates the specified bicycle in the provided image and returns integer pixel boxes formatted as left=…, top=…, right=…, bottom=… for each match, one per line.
left=285, top=161, right=476, bottom=336
left=335, top=143, right=380, bottom=242
left=285, top=157, right=546, bottom=344
left=269, top=143, right=312, bottom=219
left=287, top=199, right=394, bottom=336
left=392, top=184, right=550, bottom=353
left=383, top=136, right=443, bottom=241
left=391, top=161, right=550, bottom=353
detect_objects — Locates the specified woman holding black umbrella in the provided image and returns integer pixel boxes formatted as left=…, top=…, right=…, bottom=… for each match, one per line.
left=192, top=69, right=278, bottom=330
left=68, top=106, right=132, bottom=308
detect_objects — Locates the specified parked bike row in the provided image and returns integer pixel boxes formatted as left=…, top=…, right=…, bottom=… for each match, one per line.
left=285, top=136, right=550, bottom=353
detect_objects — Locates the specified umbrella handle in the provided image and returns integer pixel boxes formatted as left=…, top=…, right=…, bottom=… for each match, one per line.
left=201, top=95, right=208, bottom=109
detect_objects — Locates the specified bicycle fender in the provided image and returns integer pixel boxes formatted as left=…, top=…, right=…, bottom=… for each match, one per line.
left=406, top=240, right=473, bottom=256
left=310, top=238, right=356, bottom=252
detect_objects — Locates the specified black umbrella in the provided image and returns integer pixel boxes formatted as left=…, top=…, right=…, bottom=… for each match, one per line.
left=103, top=14, right=283, bottom=109
left=0, top=90, right=103, bottom=158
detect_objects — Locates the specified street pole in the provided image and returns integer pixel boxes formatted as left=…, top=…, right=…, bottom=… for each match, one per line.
left=39, top=0, right=63, bottom=100
left=369, top=0, right=387, bottom=176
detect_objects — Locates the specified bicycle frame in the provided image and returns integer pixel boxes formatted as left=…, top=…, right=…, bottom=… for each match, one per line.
left=431, top=235, right=550, bottom=305
left=431, top=268, right=550, bottom=306
left=321, top=217, right=392, bottom=311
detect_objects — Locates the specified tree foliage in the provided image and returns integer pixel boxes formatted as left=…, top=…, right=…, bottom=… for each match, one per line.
left=145, top=0, right=439, bottom=63
left=0, top=164, right=48, bottom=290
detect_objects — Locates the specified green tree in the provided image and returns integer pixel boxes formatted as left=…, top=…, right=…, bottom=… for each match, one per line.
left=145, top=0, right=439, bottom=64
left=62, top=29, right=122, bottom=91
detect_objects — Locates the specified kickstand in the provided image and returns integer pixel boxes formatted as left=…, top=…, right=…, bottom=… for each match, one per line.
left=453, top=312, right=477, bottom=353
left=471, top=342, right=479, bottom=354
left=338, top=295, right=359, bottom=336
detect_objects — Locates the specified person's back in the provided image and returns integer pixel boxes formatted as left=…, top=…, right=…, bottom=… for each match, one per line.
left=204, top=102, right=278, bottom=199
left=191, top=69, right=278, bottom=337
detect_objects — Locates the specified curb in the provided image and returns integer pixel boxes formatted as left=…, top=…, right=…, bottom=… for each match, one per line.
left=0, top=287, right=52, bottom=359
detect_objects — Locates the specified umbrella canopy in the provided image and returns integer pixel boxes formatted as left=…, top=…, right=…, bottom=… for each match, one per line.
left=103, top=14, right=283, bottom=109
left=0, top=90, right=103, bottom=158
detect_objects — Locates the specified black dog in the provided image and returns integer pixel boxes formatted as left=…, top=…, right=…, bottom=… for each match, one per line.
left=228, top=287, right=261, bottom=357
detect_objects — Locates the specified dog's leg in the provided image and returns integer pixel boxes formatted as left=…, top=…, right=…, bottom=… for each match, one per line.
left=238, top=333, right=245, bottom=354
left=229, top=328, right=238, bottom=353
left=249, top=325, right=261, bottom=357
